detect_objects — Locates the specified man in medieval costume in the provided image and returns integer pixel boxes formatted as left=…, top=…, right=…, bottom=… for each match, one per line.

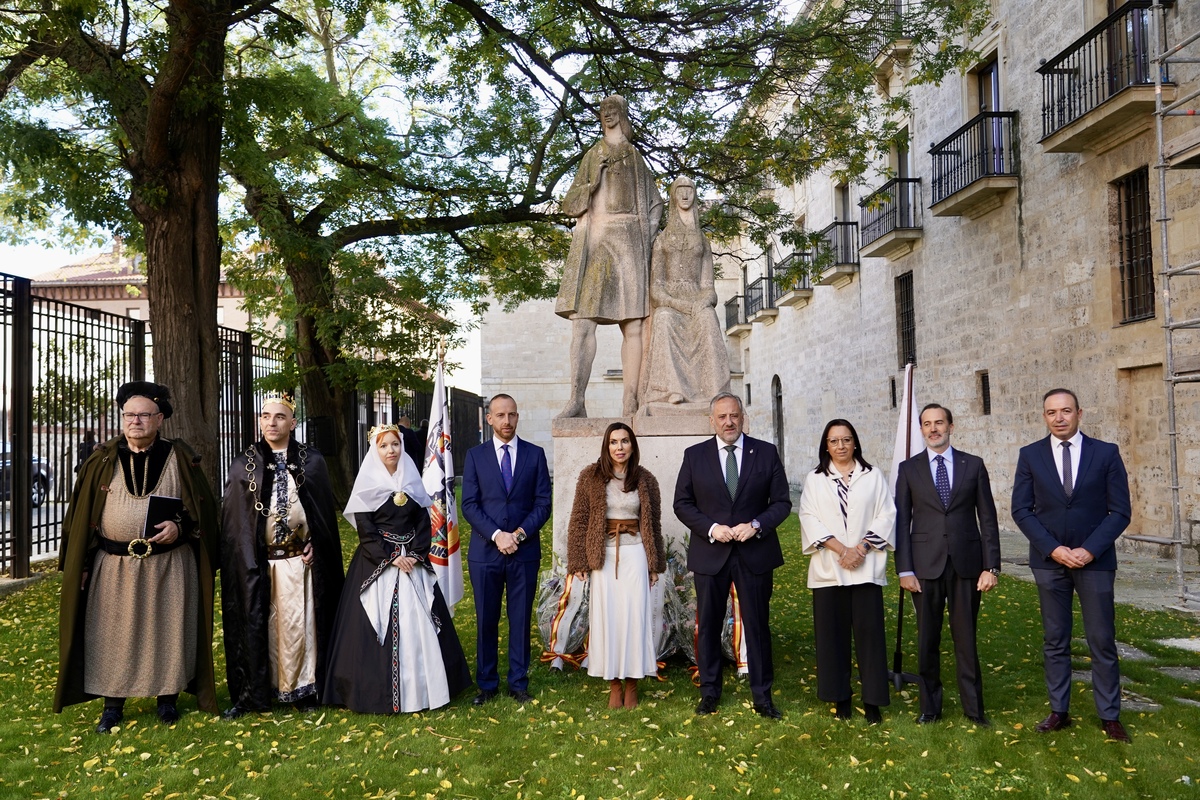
left=220, top=392, right=345, bottom=719
left=55, top=381, right=220, bottom=733
left=555, top=94, right=663, bottom=418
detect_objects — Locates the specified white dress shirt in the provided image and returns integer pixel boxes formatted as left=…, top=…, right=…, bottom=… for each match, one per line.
left=928, top=445, right=955, bottom=487
left=707, top=434, right=745, bottom=541
left=490, top=436, right=519, bottom=540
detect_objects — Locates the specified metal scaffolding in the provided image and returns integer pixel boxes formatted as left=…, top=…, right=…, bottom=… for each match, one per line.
left=1138, top=0, right=1200, bottom=607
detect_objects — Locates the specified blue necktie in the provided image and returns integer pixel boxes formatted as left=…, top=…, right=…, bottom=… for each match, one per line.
left=501, top=444, right=513, bottom=493
left=934, top=454, right=951, bottom=509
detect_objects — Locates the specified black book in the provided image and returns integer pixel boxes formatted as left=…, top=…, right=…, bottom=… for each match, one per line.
left=143, top=494, right=185, bottom=538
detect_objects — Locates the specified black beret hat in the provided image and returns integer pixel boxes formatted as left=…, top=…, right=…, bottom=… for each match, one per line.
left=116, top=381, right=173, bottom=419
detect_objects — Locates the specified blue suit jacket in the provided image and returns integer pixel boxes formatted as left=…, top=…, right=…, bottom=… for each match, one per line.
left=1011, top=434, right=1130, bottom=571
left=461, top=437, right=552, bottom=565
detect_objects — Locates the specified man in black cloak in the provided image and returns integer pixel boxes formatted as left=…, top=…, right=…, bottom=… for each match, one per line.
left=220, top=392, right=345, bottom=718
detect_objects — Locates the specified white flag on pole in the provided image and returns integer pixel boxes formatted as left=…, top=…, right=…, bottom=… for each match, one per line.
left=422, top=356, right=463, bottom=613
left=890, top=363, right=921, bottom=495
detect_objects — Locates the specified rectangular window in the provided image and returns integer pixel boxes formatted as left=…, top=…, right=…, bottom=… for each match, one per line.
left=745, top=383, right=752, bottom=407
left=890, top=376, right=898, bottom=410
left=895, top=271, right=916, bottom=368
left=1115, top=167, right=1154, bottom=322
left=979, top=370, right=992, bottom=416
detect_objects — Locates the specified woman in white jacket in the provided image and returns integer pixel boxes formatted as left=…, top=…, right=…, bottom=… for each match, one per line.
left=798, top=419, right=896, bottom=723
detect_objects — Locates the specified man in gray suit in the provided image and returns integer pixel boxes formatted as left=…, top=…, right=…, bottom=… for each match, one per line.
left=894, top=403, right=1001, bottom=726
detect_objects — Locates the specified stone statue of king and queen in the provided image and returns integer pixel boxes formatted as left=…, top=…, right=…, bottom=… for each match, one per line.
left=555, top=94, right=731, bottom=419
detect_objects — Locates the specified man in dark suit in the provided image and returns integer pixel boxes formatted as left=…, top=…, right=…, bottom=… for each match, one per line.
left=1012, top=388, right=1132, bottom=743
left=895, top=403, right=1001, bottom=726
left=461, top=394, right=552, bottom=706
left=674, top=392, right=792, bottom=718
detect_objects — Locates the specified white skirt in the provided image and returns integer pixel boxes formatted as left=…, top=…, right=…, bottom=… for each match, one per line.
left=587, top=533, right=658, bottom=680
left=267, top=556, right=317, bottom=701
left=360, top=564, right=450, bottom=712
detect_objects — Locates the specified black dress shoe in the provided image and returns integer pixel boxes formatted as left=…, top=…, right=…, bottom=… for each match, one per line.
left=1035, top=711, right=1071, bottom=733
left=96, top=707, right=124, bottom=734
left=695, top=696, right=719, bottom=715
left=508, top=689, right=534, bottom=704
left=753, top=701, right=782, bottom=719
left=864, top=703, right=883, bottom=724
left=966, top=715, right=991, bottom=727
left=471, top=689, right=497, bottom=706
left=157, top=703, right=181, bottom=725
left=834, top=699, right=852, bottom=720
left=222, top=705, right=251, bottom=720
left=1101, top=719, right=1131, bottom=743
left=916, top=713, right=942, bottom=724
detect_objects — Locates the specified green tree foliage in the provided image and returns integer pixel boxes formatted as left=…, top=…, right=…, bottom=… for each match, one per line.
left=2, top=0, right=988, bottom=494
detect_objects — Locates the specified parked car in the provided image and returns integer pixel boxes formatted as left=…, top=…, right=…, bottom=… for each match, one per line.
left=0, top=445, right=54, bottom=508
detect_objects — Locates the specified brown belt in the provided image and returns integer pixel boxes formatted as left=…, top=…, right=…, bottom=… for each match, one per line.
left=267, top=537, right=308, bottom=560
left=605, top=518, right=639, bottom=579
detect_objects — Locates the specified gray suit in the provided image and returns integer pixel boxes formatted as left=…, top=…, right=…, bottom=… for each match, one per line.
left=895, top=448, right=1001, bottom=718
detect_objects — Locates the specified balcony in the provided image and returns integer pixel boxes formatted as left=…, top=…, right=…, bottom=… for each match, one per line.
left=774, top=253, right=815, bottom=308
left=745, top=276, right=779, bottom=323
left=872, top=1, right=914, bottom=83
left=1038, top=1, right=1175, bottom=154
left=817, top=221, right=859, bottom=288
left=930, top=112, right=1019, bottom=219
left=724, top=295, right=751, bottom=336
left=859, top=178, right=923, bottom=260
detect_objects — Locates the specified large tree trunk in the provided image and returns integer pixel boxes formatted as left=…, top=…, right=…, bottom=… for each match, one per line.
left=126, top=6, right=228, bottom=478
left=289, top=254, right=356, bottom=506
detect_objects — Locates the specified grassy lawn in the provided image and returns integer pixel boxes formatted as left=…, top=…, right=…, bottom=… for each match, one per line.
left=2, top=511, right=1198, bottom=799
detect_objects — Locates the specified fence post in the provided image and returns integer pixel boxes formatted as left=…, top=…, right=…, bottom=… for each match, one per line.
left=11, top=277, right=32, bottom=578
left=240, top=330, right=255, bottom=448
left=130, top=318, right=146, bottom=381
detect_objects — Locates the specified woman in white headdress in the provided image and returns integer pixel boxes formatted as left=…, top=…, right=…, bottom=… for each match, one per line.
left=322, top=425, right=471, bottom=713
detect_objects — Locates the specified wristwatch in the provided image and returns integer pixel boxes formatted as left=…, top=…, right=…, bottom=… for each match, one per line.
left=514, top=528, right=527, bottom=544
left=750, top=519, right=762, bottom=537
left=987, top=567, right=1001, bottom=575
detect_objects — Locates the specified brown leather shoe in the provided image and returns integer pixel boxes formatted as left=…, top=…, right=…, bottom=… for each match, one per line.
left=608, top=680, right=623, bottom=709
left=1035, top=711, right=1071, bottom=733
left=623, top=679, right=638, bottom=710
left=1101, top=719, right=1131, bottom=743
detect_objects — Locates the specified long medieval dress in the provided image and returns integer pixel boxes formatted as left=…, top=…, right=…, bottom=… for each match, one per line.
left=323, top=498, right=471, bottom=713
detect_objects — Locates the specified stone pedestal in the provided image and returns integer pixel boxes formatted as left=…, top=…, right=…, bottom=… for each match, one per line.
left=550, top=414, right=712, bottom=565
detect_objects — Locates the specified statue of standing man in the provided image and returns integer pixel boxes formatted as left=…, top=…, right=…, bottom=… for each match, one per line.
left=556, top=95, right=663, bottom=418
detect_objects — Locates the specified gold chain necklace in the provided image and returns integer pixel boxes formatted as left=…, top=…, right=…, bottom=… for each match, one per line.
left=245, top=442, right=307, bottom=517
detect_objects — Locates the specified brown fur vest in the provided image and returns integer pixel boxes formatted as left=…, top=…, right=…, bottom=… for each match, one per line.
left=566, top=463, right=666, bottom=574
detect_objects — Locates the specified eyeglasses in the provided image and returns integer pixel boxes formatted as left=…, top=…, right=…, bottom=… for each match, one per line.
left=122, top=412, right=159, bottom=422
left=826, top=437, right=854, bottom=447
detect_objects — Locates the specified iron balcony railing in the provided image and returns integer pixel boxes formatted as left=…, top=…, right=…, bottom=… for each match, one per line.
left=930, top=112, right=1019, bottom=206
left=819, top=221, right=860, bottom=266
left=773, top=253, right=814, bottom=292
left=745, top=276, right=777, bottom=317
left=872, top=0, right=914, bottom=60
left=860, top=178, right=923, bottom=246
left=725, top=295, right=746, bottom=330
left=1038, top=0, right=1173, bottom=139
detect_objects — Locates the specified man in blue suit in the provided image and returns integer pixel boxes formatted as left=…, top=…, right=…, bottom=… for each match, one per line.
left=674, top=392, right=792, bottom=718
left=461, top=394, right=552, bottom=705
left=1012, top=388, right=1132, bottom=743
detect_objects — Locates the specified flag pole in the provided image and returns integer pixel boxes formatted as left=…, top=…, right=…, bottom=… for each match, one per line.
left=889, top=362, right=926, bottom=694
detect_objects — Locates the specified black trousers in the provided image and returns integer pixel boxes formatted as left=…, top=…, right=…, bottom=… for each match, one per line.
left=812, top=583, right=889, bottom=706
left=694, top=548, right=774, bottom=705
left=913, top=561, right=984, bottom=717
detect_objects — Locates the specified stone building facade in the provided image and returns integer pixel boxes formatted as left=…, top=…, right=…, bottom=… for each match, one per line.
left=480, top=0, right=1200, bottom=563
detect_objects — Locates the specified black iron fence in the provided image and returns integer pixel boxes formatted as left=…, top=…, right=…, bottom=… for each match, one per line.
left=871, top=0, right=915, bottom=59
left=930, top=112, right=1019, bottom=206
left=860, top=178, right=923, bottom=246
left=1038, top=1, right=1171, bottom=139
left=1, top=272, right=483, bottom=576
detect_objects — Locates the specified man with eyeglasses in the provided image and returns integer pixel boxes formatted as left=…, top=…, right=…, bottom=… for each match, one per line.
left=54, top=381, right=220, bottom=733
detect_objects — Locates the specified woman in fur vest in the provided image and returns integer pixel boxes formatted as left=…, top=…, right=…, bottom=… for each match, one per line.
left=567, top=422, right=666, bottom=709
